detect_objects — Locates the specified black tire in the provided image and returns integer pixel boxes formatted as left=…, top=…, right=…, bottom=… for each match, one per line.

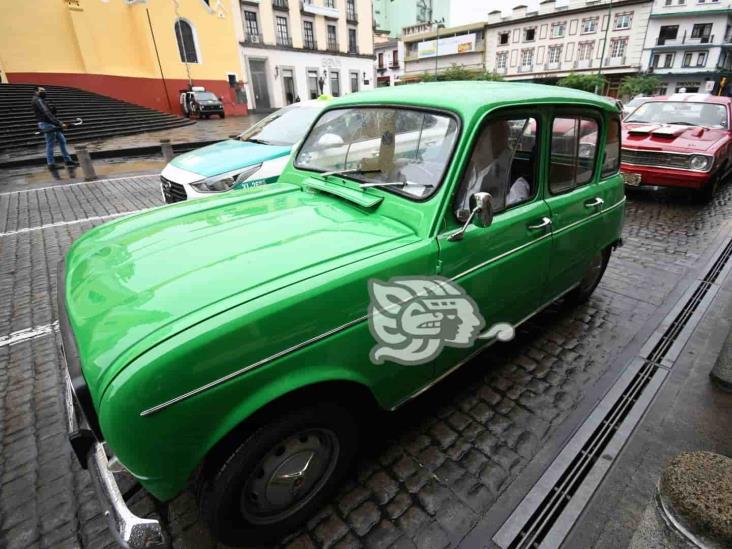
left=198, top=402, right=358, bottom=546
left=697, top=173, right=721, bottom=203
left=220, top=112, right=226, bottom=119
left=565, top=247, right=611, bottom=306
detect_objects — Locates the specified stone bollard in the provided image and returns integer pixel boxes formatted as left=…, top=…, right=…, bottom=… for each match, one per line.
left=160, top=139, right=174, bottom=162
left=710, top=331, right=732, bottom=391
left=75, top=145, right=97, bottom=181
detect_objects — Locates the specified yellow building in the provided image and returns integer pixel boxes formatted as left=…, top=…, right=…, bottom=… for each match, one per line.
left=0, top=0, right=248, bottom=115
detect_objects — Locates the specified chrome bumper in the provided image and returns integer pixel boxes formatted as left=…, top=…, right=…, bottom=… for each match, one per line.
left=65, top=377, right=165, bottom=549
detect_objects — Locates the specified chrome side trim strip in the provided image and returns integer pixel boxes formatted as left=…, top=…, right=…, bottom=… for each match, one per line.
left=141, top=199, right=625, bottom=417
left=140, top=313, right=369, bottom=417
left=621, top=161, right=713, bottom=174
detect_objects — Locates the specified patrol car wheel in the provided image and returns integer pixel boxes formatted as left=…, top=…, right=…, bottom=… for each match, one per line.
left=198, top=402, right=357, bottom=546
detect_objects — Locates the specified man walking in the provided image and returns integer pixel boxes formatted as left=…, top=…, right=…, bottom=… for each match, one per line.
left=32, top=87, right=77, bottom=170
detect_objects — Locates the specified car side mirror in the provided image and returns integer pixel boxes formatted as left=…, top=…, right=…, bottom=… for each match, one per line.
left=448, top=192, right=493, bottom=241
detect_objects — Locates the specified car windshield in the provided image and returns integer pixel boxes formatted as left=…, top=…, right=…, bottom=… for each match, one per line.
left=194, top=92, right=218, bottom=101
left=625, top=101, right=728, bottom=128
left=295, top=107, right=459, bottom=200
left=238, top=105, right=323, bottom=146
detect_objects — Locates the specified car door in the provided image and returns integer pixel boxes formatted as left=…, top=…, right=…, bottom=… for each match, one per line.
left=434, top=109, right=553, bottom=377
left=542, top=108, right=611, bottom=300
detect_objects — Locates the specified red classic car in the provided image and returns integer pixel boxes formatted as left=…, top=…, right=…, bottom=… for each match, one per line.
left=621, top=94, right=732, bottom=200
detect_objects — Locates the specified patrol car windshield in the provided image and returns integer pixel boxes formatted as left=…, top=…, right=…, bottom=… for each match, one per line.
left=238, top=105, right=323, bottom=146
left=194, top=92, right=218, bottom=101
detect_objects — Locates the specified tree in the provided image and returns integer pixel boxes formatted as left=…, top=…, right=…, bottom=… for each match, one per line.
left=440, top=63, right=475, bottom=81
left=557, top=73, right=607, bottom=93
left=474, top=71, right=505, bottom=81
left=619, top=74, right=662, bottom=98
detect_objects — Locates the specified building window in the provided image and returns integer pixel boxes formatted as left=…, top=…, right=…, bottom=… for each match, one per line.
left=378, top=52, right=384, bottom=68
left=275, top=16, right=291, bottom=46
left=174, top=19, right=199, bottom=63
left=496, top=51, right=508, bottom=69
left=548, top=45, right=562, bottom=64
left=346, top=0, right=357, bottom=21
left=498, top=31, right=510, bottom=45
left=665, top=0, right=672, bottom=5
left=664, top=53, right=675, bottom=68
left=350, top=71, right=359, bottom=93
left=329, top=71, right=340, bottom=97
left=657, top=25, right=678, bottom=45
left=614, top=13, right=632, bottom=30
left=521, top=48, right=534, bottom=66
left=691, top=23, right=713, bottom=42
left=582, top=18, right=597, bottom=33
left=307, top=69, right=320, bottom=99
left=697, top=52, right=708, bottom=66
left=348, top=28, right=357, bottom=53
left=578, top=41, right=594, bottom=61
left=392, top=49, right=398, bottom=66
left=524, top=27, right=536, bottom=42
left=244, top=11, right=259, bottom=36
left=609, top=38, right=627, bottom=58
left=654, top=53, right=662, bottom=67
left=327, top=25, right=338, bottom=50
left=283, top=68, right=296, bottom=104
left=325, top=0, right=335, bottom=7
left=303, top=20, right=316, bottom=49
left=551, top=22, right=566, bottom=38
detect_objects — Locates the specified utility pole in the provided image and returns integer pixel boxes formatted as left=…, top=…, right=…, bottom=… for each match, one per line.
left=595, top=0, right=613, bottom=94
left=433, top=17, right=445, bottom=77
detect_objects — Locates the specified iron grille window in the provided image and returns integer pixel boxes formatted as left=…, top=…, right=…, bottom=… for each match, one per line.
left=327, top=25, right=338, bottom=50
left=325, top=0, right=335, bottom=7
left=303, top=21, right=315, bottom=49
left=175, top=19, right=198, bottom=63
left=348, top=28, right=357, bottom=53
left=276, top=16, right=290, bottom=46
left=244, top=11, right=259, bottom=36
left=346, top=0, right=357, bottom=21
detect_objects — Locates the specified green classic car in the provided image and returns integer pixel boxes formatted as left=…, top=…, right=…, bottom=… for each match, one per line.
left=59, top=82, right=624, bottom=547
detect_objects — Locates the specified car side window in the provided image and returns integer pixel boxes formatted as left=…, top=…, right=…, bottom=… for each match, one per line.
left=549, top=116, right=600, bottom=194
left=454, top=116, right=538, bottom=221
left=601, top=116, right=621, bottom=179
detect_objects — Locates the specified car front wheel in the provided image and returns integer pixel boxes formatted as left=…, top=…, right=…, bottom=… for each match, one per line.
left=198, top=402, right=357, bottom=546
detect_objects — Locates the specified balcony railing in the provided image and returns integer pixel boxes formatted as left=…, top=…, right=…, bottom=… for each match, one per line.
left=348, top=45, right=359, bottom=54
left=574, top=58, right=593, bottom=69
left=518, top=64, right=533, bottom=73
left=346, top=9, right=358, bottom=23
left=303, top=39, right=317, bottom=50
left=495, top=66, right=507, bottom=74
left=272, top=0, right=289, bottom=10
left=545, top=61, right=561, bottom=70
left=276, top=34, right=293, bottom=47
left=389, top=61, right=400, bottom=68
left=656, top=33, right=715, bottom=46
left=327, top=40, right=339, bottom=51
left=243, top=33, right=263, bottom=45
left=604, top=55, right=626, bottom=66
left=301, top=0, right=339, bottom=17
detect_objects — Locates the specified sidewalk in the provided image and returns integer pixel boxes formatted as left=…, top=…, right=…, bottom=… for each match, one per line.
left=0, top=115, right=266, bottom=167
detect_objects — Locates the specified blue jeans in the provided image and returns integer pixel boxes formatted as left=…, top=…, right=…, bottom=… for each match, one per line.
left=38, top=122, right=72, bottom=165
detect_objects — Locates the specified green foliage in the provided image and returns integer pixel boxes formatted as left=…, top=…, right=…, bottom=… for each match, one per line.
left=417, top=64, right=504, bottom=83
left=619, top=74, right=662, bottom=98
left=557, top=72, right=607, bottom=92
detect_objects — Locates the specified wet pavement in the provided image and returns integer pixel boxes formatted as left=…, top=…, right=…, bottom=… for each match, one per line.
left=0, top=178, right=730, bottom=549
left=0, top=115, right=266, bottom=166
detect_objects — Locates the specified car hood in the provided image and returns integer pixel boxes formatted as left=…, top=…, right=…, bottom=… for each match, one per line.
left=64, top=183, right=416, bottom=400
left=623, top=123, right=726, bottom=153
left=169, top=139, right=291, bottom=178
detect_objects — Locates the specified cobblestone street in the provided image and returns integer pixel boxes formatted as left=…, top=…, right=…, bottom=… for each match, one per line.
left=0, top=177, right=730, bottom=549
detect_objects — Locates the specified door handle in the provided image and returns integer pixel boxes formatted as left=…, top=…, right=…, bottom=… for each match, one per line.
left=527, top=217, right=552, bottom=230
left=584, top=197, right=605, bottom=208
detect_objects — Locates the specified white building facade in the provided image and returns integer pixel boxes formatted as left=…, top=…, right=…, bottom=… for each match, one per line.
left=484, top=0, right=653, bottom=96
left=232, top=0, right=374, bottom=111
left=641, top=0, right=732, bottom=95
left=374, top=37, right=405, bottom=87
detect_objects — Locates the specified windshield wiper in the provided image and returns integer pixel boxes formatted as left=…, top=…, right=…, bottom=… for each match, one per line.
left=665, top=121, right=695, bottom=126
left=245, top=137, right=271, bottom=145
left=360, top=181, right=434, bottom=189
left=320, top=167, right=381, bottom=178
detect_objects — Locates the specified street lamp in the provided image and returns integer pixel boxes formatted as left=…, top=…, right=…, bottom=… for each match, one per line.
left=595, top=0, right=613, bottom=94
left=433, top=17, right=445, bottom=77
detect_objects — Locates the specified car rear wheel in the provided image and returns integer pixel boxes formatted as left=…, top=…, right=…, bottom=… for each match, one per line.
left=198, top=402, right=357, bottom=546
left=565, top=248, right=610, bottom=306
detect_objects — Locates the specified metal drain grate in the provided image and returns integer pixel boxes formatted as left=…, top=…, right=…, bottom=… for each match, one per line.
left=495, top=236, right=732, bottom=549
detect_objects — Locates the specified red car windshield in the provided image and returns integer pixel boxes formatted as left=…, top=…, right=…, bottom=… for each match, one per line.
left=626, top=101, right=728, bottom=129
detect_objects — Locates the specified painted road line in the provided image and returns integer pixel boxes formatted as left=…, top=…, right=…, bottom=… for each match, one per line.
left=0, top=321, right=59, bottom=349
left=0, top=174, right=159, bottom=196
left=0, top=209, right=148, bottom=237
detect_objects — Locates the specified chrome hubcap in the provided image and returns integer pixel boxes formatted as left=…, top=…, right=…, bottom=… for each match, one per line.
left=240, top=428, right=339, bottom=524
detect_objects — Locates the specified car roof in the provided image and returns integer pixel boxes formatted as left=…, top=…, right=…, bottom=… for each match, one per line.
left=289, top=98, right=332, bottom=109
left=327, top=81, right=620, bottom=120
left=648, top=93, right=732, bottom=105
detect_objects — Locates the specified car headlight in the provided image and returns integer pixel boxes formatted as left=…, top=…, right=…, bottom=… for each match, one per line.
left=689, top=155, right=712, bottom=171
left=578, top=142, right=596, bottom=159
left=190, top=164, right=263, bottom=193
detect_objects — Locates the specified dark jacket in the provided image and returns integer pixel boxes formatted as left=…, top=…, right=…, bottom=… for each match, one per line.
left=32, top=95, right=61, bottom=127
